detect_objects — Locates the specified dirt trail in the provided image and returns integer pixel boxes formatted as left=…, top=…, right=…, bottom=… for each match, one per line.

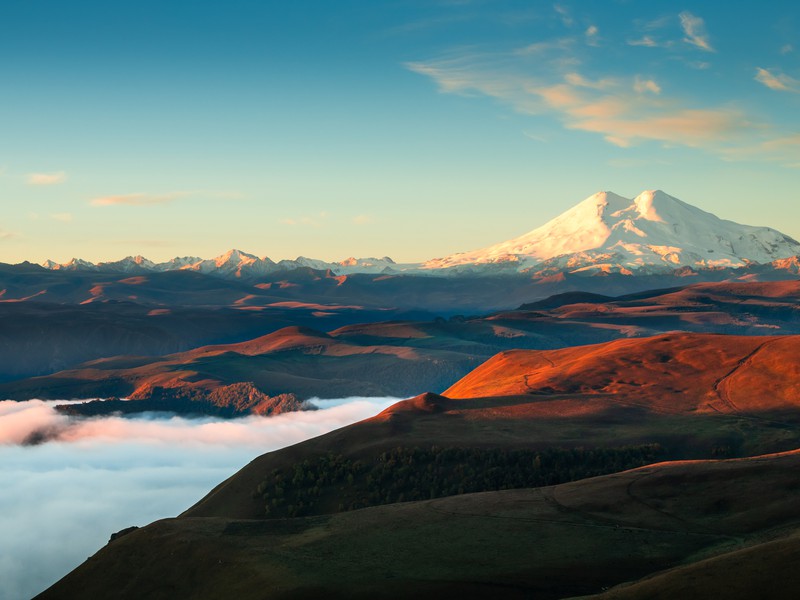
left=522, top=355, right=557, bottom=392
left=711, top=339, right=778, bottom=412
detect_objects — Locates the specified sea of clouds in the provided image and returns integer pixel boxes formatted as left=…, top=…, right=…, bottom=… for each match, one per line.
left=0, top=397, right=400, bottom=600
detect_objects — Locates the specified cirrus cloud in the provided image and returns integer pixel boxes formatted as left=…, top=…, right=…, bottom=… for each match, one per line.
left=405, top=23, right=800, bottom=167
left=90, top=192, right=190, bottom=207
left=634, top=76, right=661, bottom=95
left=26, top=171, right=66, bottom=186
left=90, top=190, right=243, bottom=207
left=352, top=214, right=373, bottom=225
left=280, top=211, right=329, bottom=227
left=679, top=11, right=714, bottom=52
left=407, top=55, right=748, bottom=151
left=755, top=67, right=799, bottom=93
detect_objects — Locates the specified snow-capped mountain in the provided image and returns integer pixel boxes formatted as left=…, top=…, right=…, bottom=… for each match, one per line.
left=40, top=250, right=403, bottom=279
left=40, top=190, right=800, bottom=278
left=96, top=256, right=157, bottom=272
left=423, top=190, right=800, bottom=274
left=185, top=249, right=279, bottom=278
left=43, top=258, right=98, bottom=271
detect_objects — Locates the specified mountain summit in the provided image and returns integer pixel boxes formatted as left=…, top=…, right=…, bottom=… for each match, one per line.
left=423, top=190, right=800, bottom=273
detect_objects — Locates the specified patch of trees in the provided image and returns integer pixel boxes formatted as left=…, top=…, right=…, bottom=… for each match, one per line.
left=254, top=444, right=666, bottom=518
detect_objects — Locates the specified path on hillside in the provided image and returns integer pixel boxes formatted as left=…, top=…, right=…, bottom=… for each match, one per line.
left=712, top=339, right=778, bottom=412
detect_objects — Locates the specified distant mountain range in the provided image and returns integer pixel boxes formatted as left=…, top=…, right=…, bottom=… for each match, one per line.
left=42, top=249, right=400, bottom=278
left=40, top=190, right=800, bottom=278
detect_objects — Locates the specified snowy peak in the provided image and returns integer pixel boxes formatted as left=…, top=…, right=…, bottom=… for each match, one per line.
left=95, top=255, right=157, bottom=272
left=45, top=258, right=97, bottom=271
left=424, top=189, right=800, bottom=272
left=159, top=256, right=204, bottom=270
left=631, top=190, right=667, bottom=222
left=339, top=256, right=393, bottom=267
left=423, top=191, right=631, bottom=269
left=213, top=249, right=267, bottom=268
left=194, top=249, right=279, bottom=277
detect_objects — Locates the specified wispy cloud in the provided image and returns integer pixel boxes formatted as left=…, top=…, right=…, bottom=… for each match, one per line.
left=91, top=192, right=189, bottom=207
left=408, top=54, right=748, bottom=151
left=585, top=25, right=599, bottom=46
left=565, top=72, right=614, bottom=90
left=352, top=214, right=373, bottom=225
left=90, top=190, right=242, bottom=207
left=573, top=108, right=744, bottom=149
left=522, top=131, right=548, bottom=142
left=608, top=157, right=670, bottom=169
left=627, top=35, right=664, bottom=48
left=0, top=230, right=16, bottom=241
left=722, top=133, right=800, bottom=167
left=280, top=211, right=329, bottom=227
left=634, top=76, right=661, bottom=95
left=755, top=67, right=799, bottom=93
left=111, top=239, right=173, bottom=248
left=553, top=4, right=573, bottom=27
left=406, top=16, right=800, bottom=166
left=49, top=213, right=73, bottom=223
left=641, top=15, right=673, bottom=31
left=781, top=44, right=794, bottom=55
left=679, top=11, right=714, bottom=52
left=629, top=13, right=711, bottom=52
left=516, top=37, right=575, bottom=56
left=26, top=171, right=66, bottom=186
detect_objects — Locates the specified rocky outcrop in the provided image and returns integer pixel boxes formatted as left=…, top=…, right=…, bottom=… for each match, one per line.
left=55, top=383, right=311, bottom=418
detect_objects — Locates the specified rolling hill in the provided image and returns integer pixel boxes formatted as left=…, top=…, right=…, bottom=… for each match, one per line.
left=36, top=329, right=800, bottom=598
left=2, top=280, right=798, bottom=415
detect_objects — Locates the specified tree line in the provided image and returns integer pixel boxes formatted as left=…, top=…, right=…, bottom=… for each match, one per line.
left=254, top=444, right=666, bottom=518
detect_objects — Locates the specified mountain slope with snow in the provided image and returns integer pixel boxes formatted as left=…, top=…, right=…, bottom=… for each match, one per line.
left=423, top=190, right=800, bottom=273
left=40, top=190, right=800, bottom=278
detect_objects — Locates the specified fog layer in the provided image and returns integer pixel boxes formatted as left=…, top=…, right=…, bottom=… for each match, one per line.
left=0, top=397, right=399, bottom=600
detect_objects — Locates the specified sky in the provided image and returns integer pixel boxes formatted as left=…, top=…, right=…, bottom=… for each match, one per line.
left=0, top=397, right=399, bottom=600
left=1, top=0, right=798, bottom=264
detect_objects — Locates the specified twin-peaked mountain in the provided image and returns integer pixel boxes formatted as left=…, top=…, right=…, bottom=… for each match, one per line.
left=425, top=190, right=800, bottom=273
left=41, top=190, right=800, bottom=278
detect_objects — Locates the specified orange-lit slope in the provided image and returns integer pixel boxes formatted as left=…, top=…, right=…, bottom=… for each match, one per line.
left=445, top=333, right=800, bottom=414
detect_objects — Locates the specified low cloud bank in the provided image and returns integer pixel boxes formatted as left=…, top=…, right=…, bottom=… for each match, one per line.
left=0, top=397, right=399, bottom=447
left=0, top=397, right=400, bottom=600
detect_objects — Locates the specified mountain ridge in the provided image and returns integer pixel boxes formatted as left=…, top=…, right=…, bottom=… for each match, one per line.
left=38, top=190, right=800, bottom=278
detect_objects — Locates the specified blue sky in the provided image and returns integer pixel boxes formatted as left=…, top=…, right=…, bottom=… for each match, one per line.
left=1, top=0, right=798, bottom=263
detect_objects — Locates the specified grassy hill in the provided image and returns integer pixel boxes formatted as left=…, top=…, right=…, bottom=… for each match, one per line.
left=37, top=450, right=800, bottom=599
left=35, top=329, right=800, bottom=598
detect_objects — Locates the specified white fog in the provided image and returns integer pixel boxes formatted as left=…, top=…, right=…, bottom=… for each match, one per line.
left=0, top=397, right=400, bottom=600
